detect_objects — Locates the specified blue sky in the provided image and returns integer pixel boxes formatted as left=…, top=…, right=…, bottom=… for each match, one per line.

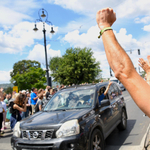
left=0, top=0, right=150, bottom=83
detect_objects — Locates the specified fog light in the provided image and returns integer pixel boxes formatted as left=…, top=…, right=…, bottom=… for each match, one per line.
left=70, top=144, right=74, bottom=148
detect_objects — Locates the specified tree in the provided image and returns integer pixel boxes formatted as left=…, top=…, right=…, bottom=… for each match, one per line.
left=49, top=47, right=102, bottom=85
left=4, top=86, right=13, bottom=94
left=141, top=71, right=146, bottom=78
left=11, top=67, right=46, bottom=90
left=10, top=60, right=41, bottom=85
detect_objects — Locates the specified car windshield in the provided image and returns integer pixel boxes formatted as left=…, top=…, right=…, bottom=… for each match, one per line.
left=44, top=87, right=95, bottom=111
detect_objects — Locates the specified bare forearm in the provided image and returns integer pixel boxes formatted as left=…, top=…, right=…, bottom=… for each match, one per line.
left=102, top=30, right=150, bottom=117
left=23, top=102, right=27, bottom=112
left=102, top=30, right=135, bottom=81
left=96, top=7, right=150, bottom=117
left=104, top=85, right=110, bottom=95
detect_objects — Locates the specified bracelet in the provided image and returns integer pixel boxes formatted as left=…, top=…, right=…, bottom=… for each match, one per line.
left=98, top=27, right=112, bottom=38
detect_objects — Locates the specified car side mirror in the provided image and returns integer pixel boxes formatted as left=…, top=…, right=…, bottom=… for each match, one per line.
left=100, top=99, right=110, bottom=107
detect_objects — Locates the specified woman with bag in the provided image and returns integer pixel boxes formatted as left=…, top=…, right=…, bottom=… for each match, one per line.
left=10, top=93, right=28, bottom=130
left=1, top=94, right=6, bottom=133
left=0, top=93, right=4, bottom=136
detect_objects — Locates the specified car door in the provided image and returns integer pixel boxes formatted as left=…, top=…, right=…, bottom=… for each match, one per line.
left=113, top=83, right=125, bottom=119
left=110, top=83, right=121, bottom=123
left=98, top=86, right=113, bottom=133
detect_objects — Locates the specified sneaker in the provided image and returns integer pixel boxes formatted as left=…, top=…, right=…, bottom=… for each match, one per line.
left=1, top=128, right=4, bottom=131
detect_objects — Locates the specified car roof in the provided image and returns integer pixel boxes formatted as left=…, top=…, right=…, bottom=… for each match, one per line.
left=110, top=77, right=118, bottom=80
left=59, top=82, right=109, bottom=92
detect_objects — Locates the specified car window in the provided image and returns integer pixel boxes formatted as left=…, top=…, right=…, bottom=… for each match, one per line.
left=113, top=83, right=122, bottom=95
left=98, top=86, right=108, bottom=100
left=44, top=87, right=96, bottom=111
left=112, top=83, right=119, bottom=97
left=108, top=85, right=116, bottom=100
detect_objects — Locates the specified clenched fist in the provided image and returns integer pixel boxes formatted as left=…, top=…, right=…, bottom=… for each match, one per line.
left=96, top=8, right=116, bottom=30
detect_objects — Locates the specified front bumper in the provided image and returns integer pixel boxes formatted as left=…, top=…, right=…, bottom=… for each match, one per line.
left=11, top=134, right=86, bottom=150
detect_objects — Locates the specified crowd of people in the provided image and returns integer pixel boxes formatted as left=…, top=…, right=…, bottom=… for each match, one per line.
left=0, top=85, right=64, bottom=136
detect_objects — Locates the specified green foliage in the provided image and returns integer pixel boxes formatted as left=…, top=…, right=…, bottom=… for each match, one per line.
left=10, top=60, right=41, bottom=85
left=49, top=47, right=102, bottom=85
left=4, top=86, right=13, bottom=94
left=141, top=71, right=146, bottom=78
left=11, top=67, right=46, bottom=91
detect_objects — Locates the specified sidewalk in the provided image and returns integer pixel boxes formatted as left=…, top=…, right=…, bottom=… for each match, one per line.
left=0, top=122, right=12, bottom=150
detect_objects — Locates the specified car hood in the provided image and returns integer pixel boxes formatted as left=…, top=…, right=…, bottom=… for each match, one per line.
left=20, top=108, right=92, bottom=130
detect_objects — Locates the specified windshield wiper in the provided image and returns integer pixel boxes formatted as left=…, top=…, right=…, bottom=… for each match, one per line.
left=54, top=109, right=67, bottom=111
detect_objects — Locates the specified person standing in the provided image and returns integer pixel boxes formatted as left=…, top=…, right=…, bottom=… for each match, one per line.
left=1, top=94, right=6, bottom=133
left=10, top=93, right=27, bottom=130
left=0, top=95, right=4, bottom=136
left=4, top=94, right=10, bottom=121
left=21, top=92, right=31, bottom=119
left=35, top=93, right=43, bottom=113
left=30, top=88, right=38, bottom=115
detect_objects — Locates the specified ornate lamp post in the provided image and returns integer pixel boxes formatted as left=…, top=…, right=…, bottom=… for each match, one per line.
left=33, top=8, right=55, bottom=86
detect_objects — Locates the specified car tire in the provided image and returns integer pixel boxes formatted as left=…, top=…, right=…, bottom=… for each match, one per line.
left=117, top=109, right=127, bottom=131
left=90, top=129, right=104, bottom=150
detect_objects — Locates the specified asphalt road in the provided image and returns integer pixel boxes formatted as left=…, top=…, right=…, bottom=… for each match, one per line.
left=0, top=91, right=149, bottom=150
left=105, top=90, right=150, bottom=150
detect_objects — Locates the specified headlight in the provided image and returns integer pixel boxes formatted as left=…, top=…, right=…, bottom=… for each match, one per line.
left=56, top=119, right=80, bottom=138
left=13, top=122, right=21, bottom=137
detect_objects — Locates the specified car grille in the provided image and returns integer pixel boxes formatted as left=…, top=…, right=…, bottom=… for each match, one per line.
left=22, top=130, right=54, bottom=140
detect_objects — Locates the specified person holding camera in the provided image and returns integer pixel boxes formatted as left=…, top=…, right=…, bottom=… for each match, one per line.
left=10, top=93, right=28, bottom=130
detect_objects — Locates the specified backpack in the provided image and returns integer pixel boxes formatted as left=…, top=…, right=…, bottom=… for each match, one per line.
left=8, top=99, right=15, bottom=114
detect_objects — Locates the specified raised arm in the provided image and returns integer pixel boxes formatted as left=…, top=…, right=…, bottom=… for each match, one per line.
left=138, top=56, right=150, bottom=85
left=104, top=81, right=112, bottom=95
left=13, top=97, right=28, bottom=112
left=96, top=8, right=150, bottom=117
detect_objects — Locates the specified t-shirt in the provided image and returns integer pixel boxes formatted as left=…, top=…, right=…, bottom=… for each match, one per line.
left=98, top=93, right=105, bottom=105
left=31, top=92, right=37, bottom=105
left=4, top=98, right=9, bottom=109
left=2, top=101, right=6, bottom=111
left=46, top=92, right=52, bottom=100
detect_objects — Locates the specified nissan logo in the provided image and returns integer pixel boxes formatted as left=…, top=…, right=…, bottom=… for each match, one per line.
left=33, top=132, right=38, bottom=139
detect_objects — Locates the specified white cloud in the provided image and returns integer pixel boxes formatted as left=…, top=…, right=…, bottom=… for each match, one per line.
left=0, top=70, right=11, bottom=84
left=63, top=26, right=147, bottom=78
left=48, top=0, right=150, bottom=19
left=27, top=44, right=61, bottom=66
left=0, top=21, right=58, bottom=54
left=0, top=0, right=40, bottom=26
left=116, top=0, right=150, bottom=19
left=135, top=16, right=150, bottom=24
left=143, top=24, right=150, bottom=32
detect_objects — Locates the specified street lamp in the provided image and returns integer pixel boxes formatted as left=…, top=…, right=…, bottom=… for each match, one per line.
left=33, top=8, right=55, bottom=86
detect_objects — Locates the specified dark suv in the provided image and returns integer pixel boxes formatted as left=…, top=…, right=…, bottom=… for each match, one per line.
left=11, top=82, right=127, bottom=150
